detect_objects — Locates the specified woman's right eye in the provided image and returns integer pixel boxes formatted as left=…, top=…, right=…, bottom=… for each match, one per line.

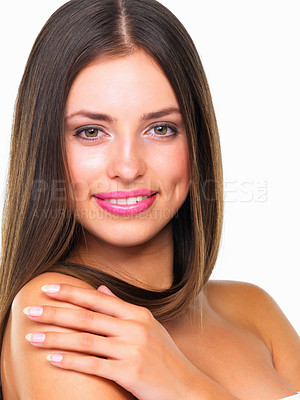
left=74, top=127, right=104, bottom=142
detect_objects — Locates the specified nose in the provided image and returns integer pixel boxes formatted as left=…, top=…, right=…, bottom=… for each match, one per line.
left=107, top=134, right=146, bottom=183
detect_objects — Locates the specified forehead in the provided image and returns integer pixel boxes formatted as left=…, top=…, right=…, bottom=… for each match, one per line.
left=65, top=50, right=180, bottom=116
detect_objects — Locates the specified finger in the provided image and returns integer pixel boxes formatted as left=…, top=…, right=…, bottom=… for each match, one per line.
left=25, top=331, right=125, bottom=359
left=45, top=353, right=121, bottom=384
left=41, top=283, right=138, bottom=319
left=23, top=305, right=123, bottom=336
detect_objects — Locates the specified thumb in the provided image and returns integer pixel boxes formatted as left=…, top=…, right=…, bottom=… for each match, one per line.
left=97, top=285, right=117, bottom=297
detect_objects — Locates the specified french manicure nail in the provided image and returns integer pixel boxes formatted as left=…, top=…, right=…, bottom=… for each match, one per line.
left=46, top=353, right=63, bottom=363
left=41, top=284, right=60, bottom=294
left=25, top=332, right=46, bottom=343
left=23, top=306, right=43, bottom=317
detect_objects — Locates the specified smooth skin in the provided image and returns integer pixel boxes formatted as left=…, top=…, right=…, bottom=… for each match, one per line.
left=1, top=51, right=300, bottom=399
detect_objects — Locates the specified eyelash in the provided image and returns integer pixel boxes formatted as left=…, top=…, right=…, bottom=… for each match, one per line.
left=73, top=123, right=179, bottom=142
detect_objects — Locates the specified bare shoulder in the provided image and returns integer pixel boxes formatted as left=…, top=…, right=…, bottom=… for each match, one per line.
left=203, top=279, right=274, bottom=327
left=3, top=272, right=134, bottom=400
left=13, top=272, right=94, bottom=307
left=204, top=280, right=300, bottom=388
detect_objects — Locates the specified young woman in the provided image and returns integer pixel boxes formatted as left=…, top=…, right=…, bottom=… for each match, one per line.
left=0, top=0, right=299, bottom=399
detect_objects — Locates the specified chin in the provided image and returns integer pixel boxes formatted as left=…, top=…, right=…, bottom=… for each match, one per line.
left=102, top=228, right=159, bottom=247
left=84, top=220, right=170, bottom=248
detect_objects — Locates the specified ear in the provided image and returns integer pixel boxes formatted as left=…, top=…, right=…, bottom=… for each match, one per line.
left=97, top=285, right=117, bottom=297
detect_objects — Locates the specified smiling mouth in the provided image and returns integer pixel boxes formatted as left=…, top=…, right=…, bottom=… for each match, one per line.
left=93, top=192, right=158, bottom=216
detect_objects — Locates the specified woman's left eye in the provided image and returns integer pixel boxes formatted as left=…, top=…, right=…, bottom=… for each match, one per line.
left=147, top=124, right=178, bottom=139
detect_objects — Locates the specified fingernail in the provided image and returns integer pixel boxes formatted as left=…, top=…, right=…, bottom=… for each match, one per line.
left=41, top=284, right=60, bottom=294
left=46, top=353, right=63, bottom=363
left=23, top=306, right=43, bottom=317
left=25, top=332, right=46, bottom=343
left=98, top=285, right=115, bottom=296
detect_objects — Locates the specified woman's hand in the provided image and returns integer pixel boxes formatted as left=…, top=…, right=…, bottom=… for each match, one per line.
left=23, top=283, right=202, bottom=400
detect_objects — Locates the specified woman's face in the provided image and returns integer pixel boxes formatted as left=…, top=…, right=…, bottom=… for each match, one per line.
left=65, top=50, right=190, bottom=247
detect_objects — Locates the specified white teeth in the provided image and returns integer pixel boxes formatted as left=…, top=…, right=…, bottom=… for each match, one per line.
left=127, top=197, right=138, bottom=205
left=117, top=198, right=127, bottom=205
left=104, top=196, right=148, bottom=205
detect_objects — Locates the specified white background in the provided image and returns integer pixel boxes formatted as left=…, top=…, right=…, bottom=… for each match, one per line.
left=0, top=1, right=299, bottom=333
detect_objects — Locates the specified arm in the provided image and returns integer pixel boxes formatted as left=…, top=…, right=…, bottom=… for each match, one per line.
left=8, top=272, right=136, bottom=400
left=249, top=284, right=300, bottom=390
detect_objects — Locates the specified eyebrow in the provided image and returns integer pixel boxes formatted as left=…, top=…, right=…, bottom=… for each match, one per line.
left=65, top=106, right=182, bottom=123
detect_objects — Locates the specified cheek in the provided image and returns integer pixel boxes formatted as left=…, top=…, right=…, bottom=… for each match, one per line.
left=66, top=145, right=107, bottom=201
left=68, top=151, right=102, bottom=181
left=152, top=142, right=190, bottom=200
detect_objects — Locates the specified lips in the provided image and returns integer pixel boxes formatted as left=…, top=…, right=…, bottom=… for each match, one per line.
left=93, top=189, right=158, bottom=216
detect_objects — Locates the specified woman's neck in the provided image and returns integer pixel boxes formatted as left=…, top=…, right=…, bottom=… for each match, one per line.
left=67, top=222, right=174, bottom=291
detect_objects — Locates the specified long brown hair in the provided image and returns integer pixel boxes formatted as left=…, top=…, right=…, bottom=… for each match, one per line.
left=0, top=0, right=223, bottom=361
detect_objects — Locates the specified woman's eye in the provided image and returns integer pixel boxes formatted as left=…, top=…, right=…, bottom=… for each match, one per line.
left=74, top=127, right=103, bottom=141
left=148, top=124, right=178, bottom=139
left=84, top=128, right=100, bottom=137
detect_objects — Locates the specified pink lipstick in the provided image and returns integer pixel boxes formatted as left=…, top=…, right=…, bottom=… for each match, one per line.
left=93, top=189, right=158, bottom=216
